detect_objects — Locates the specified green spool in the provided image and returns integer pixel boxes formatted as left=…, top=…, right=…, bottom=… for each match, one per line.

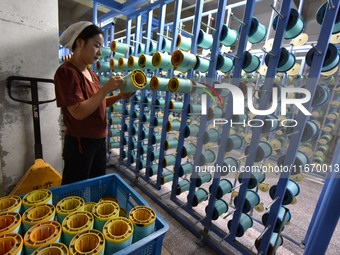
left=170, top=100, right=183, bottom=112
left=117, top=57, right=129, bottom=71
left=167, top=120, right=181, bottom=132
left=247, top=17, right=267, bottom=44
left=161, top=171, right=174, bottom=185
left=234, top=190, right=260, bottom=213
left=277, top=151, right=309, bottom=175
left=192, top=83, right=207, bottom=94
left=151, top=151, right=160, bottom=161
left=176, top=179, right=190, bottom=195
left=238, top=168, right=265, bottom=189
left=194, top=56, right=210, bottom=73
left=179, top=163, right=193, bottom=176
left=220, top=24, right=238, bottom=47
left=96, top=61, right=111, bottom=72
left=192, top=188, right=208, bottom=207
left=313, top=156, right=324, bottom=164
left=149, top=165, right=159, bottom=176
left=144, top=95, right=152, bottom=105
left=200, top=149, right=216, bottom=165
left=321, top=134, right=332, bottom=142
left=152, top=134, right=162, bottom=144
left=227, top=213, right=253, bottom=237
left=265, top=47, right=295, bottom=73
left=148, top=41, right=157, bottom=54
left=161, top=38, right=172, bottom=53
left=196, top=172, right=212, bottom=187
left=22, top=204, right=56, bottom=233
left=112, top=52, right=125, bottom=60
left=306, top=43, right=340, bottom=72
left=165, top=139, right=178, bottom=150
left=138, top=54, right=156, bottom=70
left=141, top=129, right=149, bottom=139
left=208, top=106, right=223, bottom=121
left=210, top=179, right=233, bottom=199
left=177, top=34, right=191, bottom=51
left=189, top=104, right=202, bottom=114
left=206, top=199, right=228, bottom=220
left=245, top=141, right=272, bottom=162
left=0, top=212, right=22, bottom=235
left=216, top=54, right=234, bottom=73
left=223, top=157, right=239, bottom=175
left=112, top=104, right=122, bottom=112
left=152, top=117, right=163, bottom=127
left=203, top=128, right=220, bottom=144
left=137, top=43, right=145, bottom=54
left=150, top=76, right=170, bottom=92
left=168, top=77, right=193, bottom=94
left=121, top=69, right=147, bottom=93
left=243, top=51, right=260, bottom=73
left=152, top=52, right=173, bottom=70
left=111, top=41, right=129, bottom=55
left=171, top=50, right=197, bottom=73
left=127, top=56, right=139, bottom=70
left=182, top=144, right=196, bottom=158
left=262, top=206, right=291, bottom=232
left=197, top=29, right=213, bottom=49
left=163, top=155, right=176, bottom=167
left=273, top=8, right=305, bottom=39
left=316, top=2, right=340, bottom=34
left=142, top=114, right=150, bottom=122
left=101, top=46, right=111, bottom=58
left=269, top=179, right=300, bottom=205
left=185, top=124, right=199, bottom=138
left=227, top=134, right=243, bottom=151
left=93, top=201, right=119, bottom=231
left=0, top=196, right=22, bottom=214
left=317, top=145, right=328, bottom=153
left=255, top=232, right=283, bottom=254
left=138, top=160, right=147, bottom=170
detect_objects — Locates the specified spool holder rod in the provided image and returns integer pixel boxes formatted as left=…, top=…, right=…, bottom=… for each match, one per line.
left=199, top=56, right=213, bottom=61
left=223, top=208, right=237, bottom=219
left=262, top=48, right=276, bottom=57
left=131, top=40, right=144, bottom=45
left=286, top=131, right=300, bottom=137
left=238, top=154, right=251, bottom=161
left=270, top=4, right=285, bottom=19
left=178, top=27, right=194, bottom=37
left=230, top=12, right=246, bottom=27
left=265, top=196, right=280, bottom=211
left=231, top=183, right=242, bottom=191
left=156, top=33, right=174, bottom=41
left=257, top=225, right=272, bottom=240
left=142, top=36, right=158, bottom=43
left=200, top=22, right=216, bottom=32
left=223, top=52, right=240, bottom=60
left=328, top=0, right=335, bottom=9
left=311, top=43, right=322, bottom=55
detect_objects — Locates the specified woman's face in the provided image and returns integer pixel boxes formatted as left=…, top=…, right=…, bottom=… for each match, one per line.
left=79, top=33, right=104, bottom=64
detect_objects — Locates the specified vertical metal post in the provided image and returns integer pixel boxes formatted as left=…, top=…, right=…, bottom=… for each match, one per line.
left=93, top=1, right=98, bottom=25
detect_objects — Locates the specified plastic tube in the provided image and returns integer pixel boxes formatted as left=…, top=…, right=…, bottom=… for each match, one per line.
left=168, top=77, right=193, bottom=94
left=0, top=233, right=23, bottom=255
left=31, top=243, right=68, bottom=255
left=138, top=54, right=157, bottom=70
left=24, top=221, right=62, bottom=255
left=110, top=41, right=129, bottom=55
left=152, top=52, right=173, bottom=70
left=69, top=229, right=105, bottom=255
left=121, top=70, right=147, bottom=93
left=127, top=56, right=139, bottom=70
left=22, top=204, right=55, bottom=233
left=0, top=212, right=22, bottom=235
left=0, top=196, right=22, bottom=214
left=56, top=197, right=85, bottom=224
left=129, top=206, right=156, bottom=243
left=92, top=201, right=119, bottom=231
left=22, top=190, right=52, bottom=212
left=83, top=202, right=96, bottom=214
left=62, top=211, right=94, bottom=247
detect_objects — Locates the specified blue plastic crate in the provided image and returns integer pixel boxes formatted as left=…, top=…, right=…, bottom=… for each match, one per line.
left=47, top=173, right=169, bottom=255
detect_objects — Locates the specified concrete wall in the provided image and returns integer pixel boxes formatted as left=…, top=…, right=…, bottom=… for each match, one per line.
left=0, top=0, right=62, bottom=195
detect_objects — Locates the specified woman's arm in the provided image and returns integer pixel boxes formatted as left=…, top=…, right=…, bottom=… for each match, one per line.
left=106, top=92, right=136, bottom=107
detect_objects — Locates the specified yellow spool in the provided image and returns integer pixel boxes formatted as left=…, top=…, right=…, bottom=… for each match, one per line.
left=92, top=201, right=119, bottom=231
left=171, top=50, right=197, bottom=72
left=69, top=229, right=105, bottom=255
left=0, top=233, right=23, bottom=255
left=129, top=206, right=156, bottom=243
left=22, top=204, right=55, bottom=232
left=24, top=221, right=62, bottom=254
left=168, top=77, right=193, bottom=93
left=0, top=196, right=22, bottom=214
left=118, top=58, right=128, bottom=70
left=22, top=190, right=52, bottom=211
left=31, top=243, right=68, bottom=255
left=98, top=196, right=118, bottom=204
left=110, top=41, right=129, bottom=55
left=121, top=69, right=147, bottom=93
left=109, top=59, right=115, bottom=70
left=56, top=197, right=85, bottom=224
left=103, top=217, right=133, bottom=253
left=83, top=202, right=96, bottom=214
left=128, top=56, right=139, bottom=69
left=0, top=212, right=21, bottom=235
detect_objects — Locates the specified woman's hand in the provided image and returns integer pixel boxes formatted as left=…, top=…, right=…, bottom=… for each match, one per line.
left=103, top=76, right=124, bottom=93
left=119, top=91, right=135, bottom=100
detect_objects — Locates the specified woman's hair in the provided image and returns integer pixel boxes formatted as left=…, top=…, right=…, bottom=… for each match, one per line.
left=72, top=24, right=104, bottom=51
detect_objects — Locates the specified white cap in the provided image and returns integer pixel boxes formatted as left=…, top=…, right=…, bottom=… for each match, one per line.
left=59, top=21, right=93, bottom=51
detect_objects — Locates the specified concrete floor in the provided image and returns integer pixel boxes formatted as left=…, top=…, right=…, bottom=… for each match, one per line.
left=107, top=161, right=340, bottom=255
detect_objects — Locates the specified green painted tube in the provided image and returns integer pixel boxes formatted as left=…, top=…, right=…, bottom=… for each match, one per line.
left=208, top=106, right=223, bottom=121
left=185, top=124, right=199, bottom=138
left=138, top=54, right=157, bottom=70
left=192, top=188, right=208, bottom=207
left=167, top=120, right=181, bottom=132
left=194, top=56, right=210, bottom=73
left=121, top=69, right=147, bottom=93
left=203, top=128, right=220, bottom=144
left=171, top=50, right=196, bottom=72
left=200, top=149, right=216, bottom=165
left=220, top=25, right=238, bottom=46
left=179, top=163, right=193, bottom=176
left=189, top=104, right=202, bottom=113
left=165, top=139, right=178, bottom=150
left=163, top=155, right=176, bottom=167
left=152, top=52, right=173, bottom=70
left=150, top=76, right=170, bottom=91
left=111, top=41, right=129, bottom=55
left=161, top=171, right=174, bottom=184
left=177, top=34, right=191, bottom=51
left=216, top=54, right=233, bottom=73
left=197, top=29, right=213, bottom=49
left=176, top=179, right=190, bottom=195
left=168, top=77, right=193, bottom=94
left=182, top=143, right=196, bottom=158
left=129, top=206, right=156, bottom=243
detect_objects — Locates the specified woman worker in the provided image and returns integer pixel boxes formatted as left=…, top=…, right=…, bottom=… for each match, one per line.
left=54, top=21, right=134, bottom=185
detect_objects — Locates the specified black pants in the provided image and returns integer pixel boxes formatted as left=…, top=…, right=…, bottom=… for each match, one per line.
left=62, top=135, right=107, bottom=185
